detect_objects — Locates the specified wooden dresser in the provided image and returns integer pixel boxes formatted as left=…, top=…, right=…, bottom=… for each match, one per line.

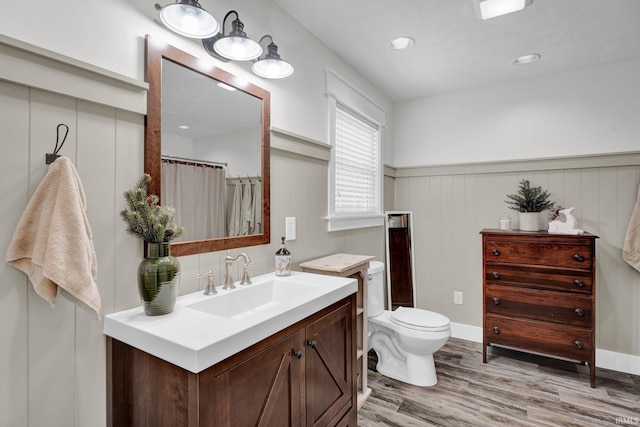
left=480, top=229, right=598, bottom=387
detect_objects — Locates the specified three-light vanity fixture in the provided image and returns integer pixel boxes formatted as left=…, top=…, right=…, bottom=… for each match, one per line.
left=156, top=0, right=294, bottom=79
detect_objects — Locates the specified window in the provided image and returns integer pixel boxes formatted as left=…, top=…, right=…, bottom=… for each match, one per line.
left=327, top=70, right=385, bottom=231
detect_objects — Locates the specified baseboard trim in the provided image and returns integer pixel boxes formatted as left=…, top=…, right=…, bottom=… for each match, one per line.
left=450, top=322, right=640, bottom=376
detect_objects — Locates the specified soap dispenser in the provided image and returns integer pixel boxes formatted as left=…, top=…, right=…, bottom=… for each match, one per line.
left=275, top=236, right=291, bottom=276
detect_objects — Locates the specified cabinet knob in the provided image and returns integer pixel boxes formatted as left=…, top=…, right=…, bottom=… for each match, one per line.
left=574, top=340, right=583, bottom=349
left=574, top=279, right=585, bottom=288
left=492, top=249, right=500, bottom=256
left=294, top=350, right=303, bottom=359
left=573, top=253, right=584, bottom=262
left=492, top=297, right=501, bottom=305
left=493, top=326, right=500, bottom=334
left=574, top=308, right=585, bottom=317
left=307, top=340, right=317, bottom=349
left=491, top=271, right=500, bottom=280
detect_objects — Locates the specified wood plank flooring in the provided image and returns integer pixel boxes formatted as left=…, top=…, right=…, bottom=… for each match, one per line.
left=359, top=338, right=640, bottom=426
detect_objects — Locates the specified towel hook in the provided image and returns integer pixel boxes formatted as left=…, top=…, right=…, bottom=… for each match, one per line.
left=46, top=124, right=69, bottom=164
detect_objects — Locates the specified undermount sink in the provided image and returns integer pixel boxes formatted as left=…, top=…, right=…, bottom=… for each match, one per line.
left=187, top=279, right=322, bottom=320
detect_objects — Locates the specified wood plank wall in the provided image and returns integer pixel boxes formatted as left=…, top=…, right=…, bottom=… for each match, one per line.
left=393, top=162, right=640, bottom=358
left=0, top=81, right=386, bottom=427
left=0, top=80, right=144, bottom=427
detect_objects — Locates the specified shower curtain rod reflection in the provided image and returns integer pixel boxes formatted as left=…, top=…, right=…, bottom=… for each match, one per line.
left=161, top=155, right=228, bottom=168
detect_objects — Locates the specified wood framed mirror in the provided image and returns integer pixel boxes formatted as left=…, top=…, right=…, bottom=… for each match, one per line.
left=145, top=35, right=270, bottom=257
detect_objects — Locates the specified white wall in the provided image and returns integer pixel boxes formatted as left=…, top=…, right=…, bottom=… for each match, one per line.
left=395, top=59, right=640, bottom=166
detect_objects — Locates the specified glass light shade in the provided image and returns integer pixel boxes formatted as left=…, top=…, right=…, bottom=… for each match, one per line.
left=252, top=58, right=294, bottom=79
left=214, top=36, right=262, bottom=61
left=159, top=1, right=219, bottom=39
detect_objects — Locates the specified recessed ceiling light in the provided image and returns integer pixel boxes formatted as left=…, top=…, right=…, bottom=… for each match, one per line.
left=476, top=0, right=533, bottom=20
left=512, top=53, right=541, bottom=65
left=177, top=124, right=190, bottom=130
left=388, top=37, right=415, bottom=50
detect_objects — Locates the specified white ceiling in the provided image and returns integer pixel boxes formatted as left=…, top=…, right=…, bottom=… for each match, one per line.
left=275, top=0, right=640, bottom=103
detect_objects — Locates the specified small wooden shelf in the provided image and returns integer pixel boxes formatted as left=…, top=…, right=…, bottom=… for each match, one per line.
left=300, top=253, right=375, bottom=410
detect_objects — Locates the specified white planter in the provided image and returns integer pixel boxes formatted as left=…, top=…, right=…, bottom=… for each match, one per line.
left=518, top=212, right=540, bottom=231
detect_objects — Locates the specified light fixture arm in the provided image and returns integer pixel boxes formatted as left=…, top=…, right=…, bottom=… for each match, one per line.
left=220, top=10, right=241, bottom=37
left=257, top=35, right=280, bottom=60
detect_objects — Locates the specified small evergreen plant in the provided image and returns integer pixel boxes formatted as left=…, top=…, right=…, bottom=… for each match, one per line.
left=120, top=174, right=184, bottom=243
left=505, top=179, right=554, bottom=213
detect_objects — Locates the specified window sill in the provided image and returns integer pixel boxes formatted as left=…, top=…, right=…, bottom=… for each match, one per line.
left=327, top=215, right=385, bottom=232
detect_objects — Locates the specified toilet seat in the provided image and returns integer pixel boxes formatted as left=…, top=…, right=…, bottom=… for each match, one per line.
left=390, top=306, right=450, bottom=332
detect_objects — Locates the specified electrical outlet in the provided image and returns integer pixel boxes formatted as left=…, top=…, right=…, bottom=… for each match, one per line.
left=454, top=291, right=463, bottom=305
left=285, top=217, right=296, bottom=241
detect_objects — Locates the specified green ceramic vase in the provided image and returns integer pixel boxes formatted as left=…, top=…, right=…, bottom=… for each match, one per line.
left=138, top=242, right=180, bottom=316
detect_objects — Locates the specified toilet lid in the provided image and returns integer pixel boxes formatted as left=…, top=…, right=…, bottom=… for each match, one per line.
left=390, top=307, right=450, bottom=332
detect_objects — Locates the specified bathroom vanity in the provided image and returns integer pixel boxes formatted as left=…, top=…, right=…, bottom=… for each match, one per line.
left=104, top=272, right=358, bottom=426
left=481, top=229, right=598, bottom=387
left=300, top=254, right=375, bottom=409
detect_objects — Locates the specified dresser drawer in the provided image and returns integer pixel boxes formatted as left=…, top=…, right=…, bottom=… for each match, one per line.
left=485, top=315, right=593, bottom=362
left=484, top=263, right=593, bottom=294
left=485, top=285, right=593, bottom=327
left=484, top=239, right=593, bottom=270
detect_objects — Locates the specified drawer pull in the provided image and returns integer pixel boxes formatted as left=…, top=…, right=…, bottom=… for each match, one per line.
left=492, top=249, right=500, bottom=256
left=574, top=308, right=585, bottom=317
left=491, top=271, right=500, bottom=280
left=574, top=279, right=585, bottom=288
left=492, top=297, right=501, bottom=305
left=294, top=350, right=303, bottom=359
left=574, top=340, right=583, bottom=349
left=307, top=340, right=317, bottom=349
left=573, top=253, right=584, bottom=262
left=493, top=326, right=500, bottom=334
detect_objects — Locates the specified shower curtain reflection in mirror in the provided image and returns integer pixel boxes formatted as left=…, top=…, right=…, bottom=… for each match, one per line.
left=161, top=161, right=226, bottom=241
left=228, top=177, right=262, bottom=237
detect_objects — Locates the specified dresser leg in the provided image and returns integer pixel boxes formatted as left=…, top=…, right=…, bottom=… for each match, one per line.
left=482, top=343, right=487, bottom=363
left=590, top=364, right=596, bottom=388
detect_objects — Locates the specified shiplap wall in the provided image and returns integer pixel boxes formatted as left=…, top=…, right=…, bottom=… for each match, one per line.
left=393, top=159, right=640, bottom=357
left=0, top=83, right=386, bottom=427
left=0, top=80, right=145, bottom=427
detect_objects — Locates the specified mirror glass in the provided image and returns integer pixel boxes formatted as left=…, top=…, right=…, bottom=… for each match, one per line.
left=145, top=36, right=271, bottom=257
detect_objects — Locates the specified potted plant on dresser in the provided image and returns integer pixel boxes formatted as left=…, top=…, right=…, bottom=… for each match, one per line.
left=505, top=179, right=554, bottom=231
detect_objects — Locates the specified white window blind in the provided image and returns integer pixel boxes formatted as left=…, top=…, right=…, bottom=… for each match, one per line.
left=334, top=103, right=379, bottom=215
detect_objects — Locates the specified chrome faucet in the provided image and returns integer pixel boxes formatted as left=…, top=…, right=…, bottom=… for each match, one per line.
left=222, top=252, right=253, bottom=289
left=196, top=270, right=217, bottom=295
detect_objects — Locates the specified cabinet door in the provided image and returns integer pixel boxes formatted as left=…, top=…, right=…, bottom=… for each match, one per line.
left=212, top=332, right=303, bottom=427
left=306, top=303, right=353, bottom=427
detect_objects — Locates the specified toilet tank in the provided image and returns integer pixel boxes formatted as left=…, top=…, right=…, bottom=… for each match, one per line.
left=367, top=261, right=385, bottom=317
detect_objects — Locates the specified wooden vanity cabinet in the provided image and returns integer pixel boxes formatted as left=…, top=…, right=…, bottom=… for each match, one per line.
left=107, top=295, right=356, bottom=427
left=300, top=254, right=375, bottom=410
left=480, top=229, right=598, bottom=387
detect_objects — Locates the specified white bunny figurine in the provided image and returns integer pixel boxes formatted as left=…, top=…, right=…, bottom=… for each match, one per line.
left=548, top=207, right=584, bottom=235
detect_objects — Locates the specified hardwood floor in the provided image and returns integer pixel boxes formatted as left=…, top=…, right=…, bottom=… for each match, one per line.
left=359, top=338, right=640, bottom=426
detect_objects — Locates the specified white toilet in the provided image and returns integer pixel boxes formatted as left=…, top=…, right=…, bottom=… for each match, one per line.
left=367, top=261, right=450, bottom=386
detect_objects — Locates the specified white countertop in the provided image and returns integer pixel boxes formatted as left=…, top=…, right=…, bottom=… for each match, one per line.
left=104, top=271, right=357, bottom=373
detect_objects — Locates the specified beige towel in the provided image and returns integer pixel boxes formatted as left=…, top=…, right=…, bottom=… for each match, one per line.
left=623, top=183, right=640, bottom=273
left=6, top=156, right=101, bottom=318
